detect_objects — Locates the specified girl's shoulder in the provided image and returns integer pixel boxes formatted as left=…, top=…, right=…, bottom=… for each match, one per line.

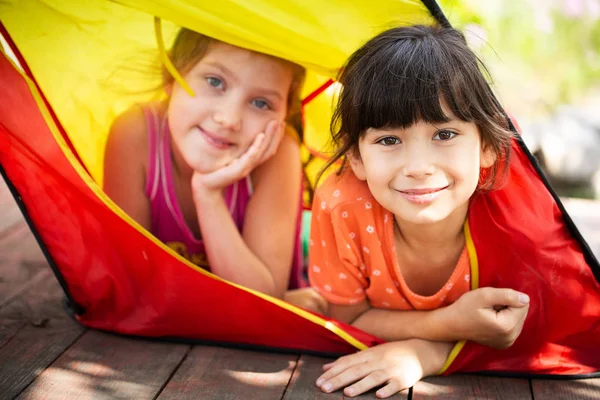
left=109, top=102, right=167, bottom=143
left=103, top=103, right=162, bottom=230
left=314, top=168, right=375, bottom=212
left=107, top=104, right=150, bottom=152
left=104, top=103, right=164, bottom=188
left=106, top=102, right=167, bottom=168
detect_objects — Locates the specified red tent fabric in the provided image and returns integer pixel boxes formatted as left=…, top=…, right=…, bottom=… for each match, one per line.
left=445, top=133, right=600, bottom=376
left=1, top=9, right=599, bottom=377
left=0, top=49, right=383, bottom=356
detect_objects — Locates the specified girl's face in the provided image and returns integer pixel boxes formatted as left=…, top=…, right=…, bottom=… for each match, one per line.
left=167, top=42, right=294, bottom=173
left=349, top=107, right=495, bottom=227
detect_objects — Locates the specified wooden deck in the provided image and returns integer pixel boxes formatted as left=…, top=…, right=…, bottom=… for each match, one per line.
left=1, top=179, right=599, bottom=399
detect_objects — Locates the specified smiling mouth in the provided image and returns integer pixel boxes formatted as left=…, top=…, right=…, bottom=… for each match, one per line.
left=198, top=126, right=234, bottom=149
left=396, top=186, right=448, bottom=205
left=398, top=187, right=448, bottom=195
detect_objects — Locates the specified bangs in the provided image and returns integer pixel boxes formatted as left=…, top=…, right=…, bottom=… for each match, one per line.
left=324, top=25, right=512, bottom=187
left=339, top=27, right=485, bottom=135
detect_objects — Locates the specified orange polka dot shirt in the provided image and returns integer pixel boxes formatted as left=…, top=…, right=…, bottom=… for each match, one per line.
left=308, top=170, right=471, bottom=311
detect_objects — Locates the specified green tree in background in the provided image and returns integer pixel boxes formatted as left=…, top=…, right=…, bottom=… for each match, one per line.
left=440, top=0, right=600, bottom=118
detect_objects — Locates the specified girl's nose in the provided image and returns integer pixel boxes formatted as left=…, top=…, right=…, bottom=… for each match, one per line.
left=213, top=102, right=242, bottom=131
left=401, top=147, right=434, bottom=179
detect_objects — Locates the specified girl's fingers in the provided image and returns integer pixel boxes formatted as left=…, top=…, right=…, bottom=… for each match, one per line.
left=318, top=350, right=371, bottom=382
left=476, top=287, right=530, bottom=309
left=228, top=134, right=265, bottom=178
left=316, top=366, right=344, bottom=387
left=316, top=354, right=361, bottom=386
left=238, top=132, right=266, bottom=167
left=252, top=120, right=276, bottom=161
left=197, top=161, right=236, bottom=189
left=344, top=369, right=390, bottom=398
left=376, top=380, right=404, bottom=399
left=193, top=119, right=283, bottom=191
left=318, top=362, right=372, bottom=394
left=198, top=134, right=265, bottom=188
left=258, top=120, right=285, bottom=163
left=322, top=362, right=333, bottom=371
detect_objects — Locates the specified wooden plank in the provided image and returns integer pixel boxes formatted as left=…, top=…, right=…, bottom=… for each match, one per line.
left=159, top=345, right=296, bottom=400
left=0, top=221, right=46, bottom=265
left=0, top=178, right=24, bottom=235
left=0, top=272, right=77, bottom=349
left=0, top=266, right=52, bottom=311
left=0, top=274, right=85, bottom=398
left=283, top=355, right=340, bottom=400
left=0, top=179, right=51, bottom=309
left=412, top=375, right=532, bottom=400
left=283, top=355, right=409, bottom=400
left=17, top=330, right=189, bottom=399
left=0, top=223, right=48, bottom=348
left=532, top=378, right=600, bottom=400
left=0, top=219, right=48, bottom=309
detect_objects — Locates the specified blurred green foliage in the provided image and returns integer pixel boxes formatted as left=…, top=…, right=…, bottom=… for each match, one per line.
left=439, top=0, right=600, bottom=117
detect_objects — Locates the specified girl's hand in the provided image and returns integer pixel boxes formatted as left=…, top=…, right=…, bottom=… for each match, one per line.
left=446, top=287, right=530, bottom=349
left=283, top=288, right=329, bottom=315
left=192, top=120, right=285, bottom=197
left=315, top=340, right=451, bottom=398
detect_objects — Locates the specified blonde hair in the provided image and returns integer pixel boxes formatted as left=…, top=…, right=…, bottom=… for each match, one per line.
left=163, top=28, right=306, bottom=125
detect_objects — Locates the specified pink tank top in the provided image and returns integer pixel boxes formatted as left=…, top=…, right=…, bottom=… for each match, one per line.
left=143, top=105, right=306, bottom=288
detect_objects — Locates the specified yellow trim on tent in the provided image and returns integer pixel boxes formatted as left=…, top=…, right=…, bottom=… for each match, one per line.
left=154, top=17, right=195, bottom=97
left=113, top=0, right=435, bottom=76
left=0, top=47, right=369, bottom=351
left=0, top=0, right=441, bottom=354
left=465, top=219, right=480, bottom=290
left=438, top=218, right=479, bottom=374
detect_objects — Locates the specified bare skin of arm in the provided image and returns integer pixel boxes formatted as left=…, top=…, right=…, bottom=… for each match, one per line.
left=316, top=289, right=529, bottom=398
left=330, top=286, right=530, bottom=348
left=316, top=339, right=454, bottom=398
left=102, top=106, right=151, bottom=230
left=104, top=108, right=298, bottom=297
left=330, top=300, right=455, bottom=342
left=104, top=111, right=323, bottom=311
left=192, top=132, right=301, bottom=298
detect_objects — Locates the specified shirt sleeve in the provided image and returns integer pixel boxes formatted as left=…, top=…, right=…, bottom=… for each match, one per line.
left=308, top=189, right=368, bottom=305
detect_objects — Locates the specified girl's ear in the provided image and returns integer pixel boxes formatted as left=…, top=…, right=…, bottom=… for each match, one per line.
left=348, top=149, right=367, bottom=181
left=480, top=144, right=496, bottom=169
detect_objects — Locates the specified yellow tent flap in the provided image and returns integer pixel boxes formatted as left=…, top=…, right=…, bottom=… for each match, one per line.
left=0, top=0, right=436, bottom=185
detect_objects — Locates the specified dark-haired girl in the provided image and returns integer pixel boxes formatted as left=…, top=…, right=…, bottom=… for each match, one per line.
left=309, top=25, right=531, bottom=397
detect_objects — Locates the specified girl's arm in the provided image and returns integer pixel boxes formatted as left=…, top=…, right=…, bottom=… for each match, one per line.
left=329, top=300, right=455, bottom=342
left=309, top=186, right=529, bottom=348
left=329, top=287, right=530, bottom=349
left=102, top=107, right=151, bottom=230
left=193, top=132, right=301, bottom=298
left=316, top=339, right=453, bottom=398
left=316, top=292, right=529, bottom=397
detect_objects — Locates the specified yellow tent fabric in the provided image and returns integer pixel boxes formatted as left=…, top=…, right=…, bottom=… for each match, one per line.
left=5, top=3, right=600, bottom=378
left=0, top=0, right=435, bottom=187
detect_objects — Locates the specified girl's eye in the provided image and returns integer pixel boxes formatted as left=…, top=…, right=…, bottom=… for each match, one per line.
left=206, top=77, right=223, bottom=89
left=377, top=136, right=400, bottom=146
left=251, top=99, right=271, bottom=110
left=434, top=130, right=457, bottom=141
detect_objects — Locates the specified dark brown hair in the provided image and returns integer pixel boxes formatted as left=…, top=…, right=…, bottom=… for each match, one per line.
left=164, top=28, right=306, bottom=124
left=322, top=24, right=512, bottom=189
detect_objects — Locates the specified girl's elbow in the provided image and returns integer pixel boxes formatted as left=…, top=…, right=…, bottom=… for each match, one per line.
left=265, top=285, right=284, bottom=299
left=261, top=275, right=282, bottom=299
